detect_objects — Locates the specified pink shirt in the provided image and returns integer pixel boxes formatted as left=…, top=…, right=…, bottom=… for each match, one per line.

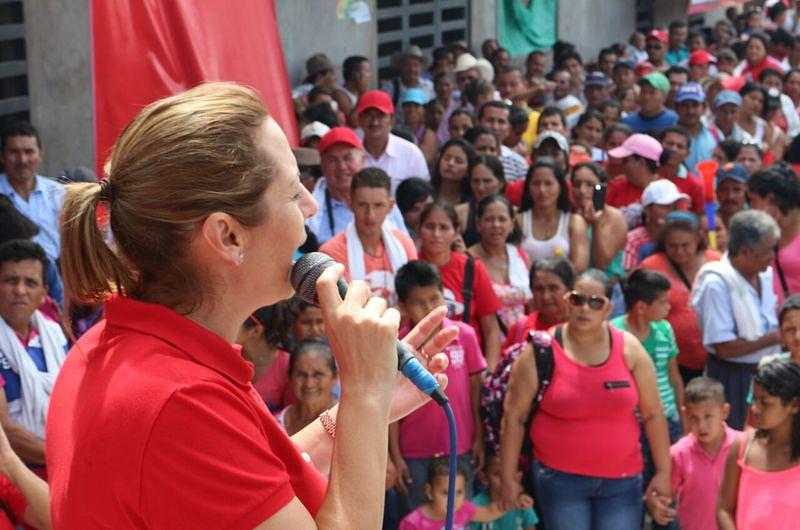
left=736, top=432, right=800, bottom=530
left=398, top=501, right=476, bottom=530
left=251, top=350, right=296, bottom=412
left=774, top=232, right=800, bottom=307
left=670, top=424, right=740, bottom=530
left=531, top=326, right=643, bottom=478
left=398, top=318, right=486, bottom=458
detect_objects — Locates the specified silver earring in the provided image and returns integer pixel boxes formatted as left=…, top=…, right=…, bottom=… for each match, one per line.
left=238, top=250, right=245, bottom=264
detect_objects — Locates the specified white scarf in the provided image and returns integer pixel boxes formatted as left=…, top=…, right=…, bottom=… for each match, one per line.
left=345, top=220, right=409, bottom=281
left=692, top=253, right=765, bottom=341
left=0, top=310, right=66, bottom=438
left=507, top=244, right=532, bottom=299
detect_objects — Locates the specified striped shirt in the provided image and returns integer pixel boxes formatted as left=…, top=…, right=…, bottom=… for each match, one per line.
left=611, top=317, right=679, bottom=417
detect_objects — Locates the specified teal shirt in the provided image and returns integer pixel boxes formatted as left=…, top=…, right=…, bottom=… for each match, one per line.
left=665, top=47, right=689, bottom=65
left=611, top=316, right=679, bottom=417
left=469, top=491, right=539, bottom=530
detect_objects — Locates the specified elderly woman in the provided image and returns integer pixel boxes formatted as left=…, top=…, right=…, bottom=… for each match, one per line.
left=692, top=209, right=782, bottom=430
left=641, top=212, right=721, bottom=383
left=500, top=269, right=671, bottom=529
left=747, top=165, right=800, bottom=305
left=49, top=82, right=459, bottom=528
left=276, top=341, right=339, bottom=436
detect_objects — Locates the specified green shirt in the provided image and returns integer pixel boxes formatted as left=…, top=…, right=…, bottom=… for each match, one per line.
left=611, top=316, right=679, bottom=417
left=470, top=491, right=539, bottom=530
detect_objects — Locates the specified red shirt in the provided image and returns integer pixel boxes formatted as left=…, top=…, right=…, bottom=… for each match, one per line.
left=421, top=251, right=501, bottom=345
left=660, top=168, right=705, bottom=214
left=46, top=297, right=327, bottom=528
left=502, top=311, right=564, bottom=350
left=0, top=475, right=27, bottom=530
left=606, top=177, right=645, bottom=209
left=505, top=180, right=525, bottom=207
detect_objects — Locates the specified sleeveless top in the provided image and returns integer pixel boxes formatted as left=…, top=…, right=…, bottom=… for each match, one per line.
left=736, top=432, right=800, bottom=530
left=530, top=326, right=643, bottom=478
left=492, top=245, right=533, bottom=332
left=520, top=210, right=571, bottom=263
left=462, top=201, right=481, bottom=247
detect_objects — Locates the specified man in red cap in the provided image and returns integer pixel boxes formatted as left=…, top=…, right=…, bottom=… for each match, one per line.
left=646, top=29, right=669, bottom=72
left=307, top=126, right=408, bottom=244
left=356, top=90, right=429, bottom=195
left=689, top=50, right=715, bottom=82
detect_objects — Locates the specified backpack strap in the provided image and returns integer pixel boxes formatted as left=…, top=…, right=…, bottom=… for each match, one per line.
left=528, top=330, right=555, bottom=412
left=461, top=255, right=475, bottom=326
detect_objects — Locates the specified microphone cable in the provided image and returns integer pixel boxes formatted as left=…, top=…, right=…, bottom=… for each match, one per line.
left=442, top=401, right=457, bottom=530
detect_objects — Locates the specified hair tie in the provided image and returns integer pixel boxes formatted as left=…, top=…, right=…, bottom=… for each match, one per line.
left=98, top=178, right=113, bottom=203
left=665, top=210, right=699, bottom=228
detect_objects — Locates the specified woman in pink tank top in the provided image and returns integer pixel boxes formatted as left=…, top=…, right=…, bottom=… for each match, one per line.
left=718, top=359, right=800, bottom=529
left=499, top=269, right=672, bottom=530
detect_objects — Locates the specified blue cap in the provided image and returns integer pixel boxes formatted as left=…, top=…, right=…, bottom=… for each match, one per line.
left=613, top=59, right=635, bottom=71
left=714, top=90, right=742, bottom=108
left=400, top=88, right=428, bottom=106
left=675, top=82, right=706, bottom=104
left=584, top=72, right=609, bottom=87
left=716, top=162, right=749, bottom=184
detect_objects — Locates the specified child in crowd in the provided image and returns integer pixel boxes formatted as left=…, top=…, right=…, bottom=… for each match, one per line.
left=470, top=453, right=538, bottom=530
left=611, top=269, right=684, bottom=492
left=612, top=269, right=684, bottom=441
left=773, top=294, right=800, bottom=364
left=291, top=297, right=326, bottom=343
left=649, top=377, right=740, bottom=530
left=390, top=260, right=487, bottom=517
left=399, top=457, right=519, bottom=530
left=717, top=359, right=800, bottom=529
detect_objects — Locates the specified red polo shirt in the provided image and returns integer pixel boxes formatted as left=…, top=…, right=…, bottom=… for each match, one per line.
left=46, top=297, right=327, bottom=529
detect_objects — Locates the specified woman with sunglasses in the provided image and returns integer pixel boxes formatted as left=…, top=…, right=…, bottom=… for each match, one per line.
left=500, top=269, right=671, bottom=529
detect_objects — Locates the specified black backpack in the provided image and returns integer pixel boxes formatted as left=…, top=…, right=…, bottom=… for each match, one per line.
left=479, top=328, right=557, bottom=457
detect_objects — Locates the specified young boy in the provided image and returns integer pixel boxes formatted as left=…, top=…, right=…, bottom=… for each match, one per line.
left=611, top=269, right=684, bottom=441
left=390, top=260, right=487, bottom=518
left=470, top=453, right=538, bottom=530
left=648, top=377, right=739, bottom=530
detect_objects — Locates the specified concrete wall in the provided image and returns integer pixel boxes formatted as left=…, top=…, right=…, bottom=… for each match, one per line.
left=558, top=0, right=637, bottom=61
left=470, top=0, right=496, bottom=55
left=653, top=0, right=689, bottom=29
left=23, top=0, right=94, bottom=177
left=276, top=0, right=378, bottom=89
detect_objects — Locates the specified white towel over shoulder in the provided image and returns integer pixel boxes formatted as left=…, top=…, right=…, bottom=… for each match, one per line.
left=345, top=220, right=409, bottom=281
left=692, top=253, right=764, bottom=341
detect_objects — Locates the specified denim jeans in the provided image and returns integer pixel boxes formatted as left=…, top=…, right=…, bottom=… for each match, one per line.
left=395, top=451, right=473, bottom=520
left=533, top=460, right=643, bottom=530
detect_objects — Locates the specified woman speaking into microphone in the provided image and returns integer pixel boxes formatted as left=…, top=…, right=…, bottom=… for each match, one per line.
left=47, top=82, right=457, bottom=528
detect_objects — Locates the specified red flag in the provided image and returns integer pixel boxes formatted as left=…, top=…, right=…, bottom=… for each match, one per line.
left=91, top=0, right=297, bottom=175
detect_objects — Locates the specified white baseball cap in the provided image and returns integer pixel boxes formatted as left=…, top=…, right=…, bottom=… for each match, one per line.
left=642, top=179, right=690, bottom=207
left=300, top=121, right=331, bottom=144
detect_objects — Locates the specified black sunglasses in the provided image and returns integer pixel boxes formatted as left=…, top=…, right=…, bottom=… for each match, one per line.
left=567, top=291, right=608, bottom=310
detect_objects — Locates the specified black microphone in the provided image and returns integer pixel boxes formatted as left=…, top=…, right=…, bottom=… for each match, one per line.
left=291, top=252, right=448, bottom=406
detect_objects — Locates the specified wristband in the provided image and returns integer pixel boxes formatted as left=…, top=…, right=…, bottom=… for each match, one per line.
left=319, top=410, right=336, bottom=439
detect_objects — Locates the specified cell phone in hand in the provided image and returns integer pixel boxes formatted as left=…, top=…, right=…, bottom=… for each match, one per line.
left=592, top=184, right=607, bottom=211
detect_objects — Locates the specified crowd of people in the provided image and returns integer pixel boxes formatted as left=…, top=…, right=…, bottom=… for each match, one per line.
left=1, top=3, right=800, bottom=530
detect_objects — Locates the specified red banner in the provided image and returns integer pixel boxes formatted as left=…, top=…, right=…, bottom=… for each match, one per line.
left=688, top=0, right=746, bottom=15
left=91, top=0, right=297, bottom=174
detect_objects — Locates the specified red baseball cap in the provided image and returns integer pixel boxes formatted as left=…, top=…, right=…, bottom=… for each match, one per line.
left=635, top=61, right=655, bottom=78
left=356, top=90, right=394, bottom=115
left=689, top=50, right=716, bottom=66
left=319, top=126, right=363, bottom=155
left=646, top=30, right=668, bottom=45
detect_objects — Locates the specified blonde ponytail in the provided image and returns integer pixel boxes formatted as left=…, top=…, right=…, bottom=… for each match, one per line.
left=60, top=182, right=137, bottom=303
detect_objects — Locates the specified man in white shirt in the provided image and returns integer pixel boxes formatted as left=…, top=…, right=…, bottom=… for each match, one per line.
left=357, top=90, right=430, bottom=195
